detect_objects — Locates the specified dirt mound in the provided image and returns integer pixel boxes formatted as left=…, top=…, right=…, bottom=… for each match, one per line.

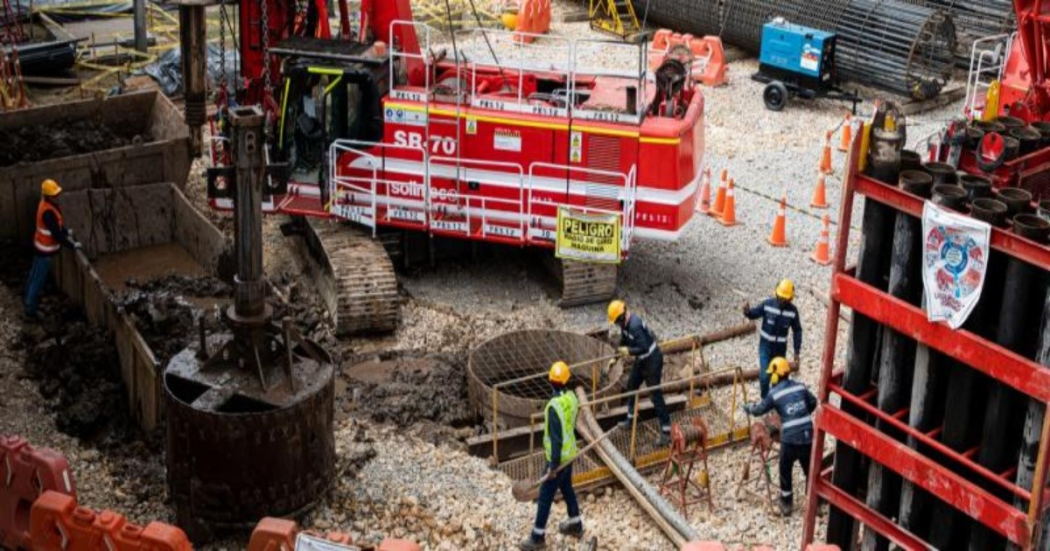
left=21, top=300, right=136, bottom=446
left=0, top=121, right=152, bottom=167
left=339, top=353, right=474, bottom=429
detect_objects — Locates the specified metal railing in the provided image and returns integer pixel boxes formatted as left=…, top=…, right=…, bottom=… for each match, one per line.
left=964, top=32, right=1014, bottom=119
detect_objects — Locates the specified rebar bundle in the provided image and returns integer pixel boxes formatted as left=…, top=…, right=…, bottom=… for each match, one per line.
left=904, top=0, right=1014, bottom=68
left=641, top=0, right=957, bottom=99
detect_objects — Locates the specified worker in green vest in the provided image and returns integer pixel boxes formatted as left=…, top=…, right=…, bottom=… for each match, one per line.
left=520, top=361, right=584, bottom=550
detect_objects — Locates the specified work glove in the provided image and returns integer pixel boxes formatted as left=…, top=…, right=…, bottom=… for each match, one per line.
left=72, top=240, right=83, bottom=250
left=741, top=403, right=752, bottom=416
left=741, top=302, right=750, bottom=316
left=791, top=356, right=800, bottom=371
left=617, top=346, right=630, bottom=358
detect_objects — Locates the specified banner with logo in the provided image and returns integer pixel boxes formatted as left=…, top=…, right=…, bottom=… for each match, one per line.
left=555, top=206, right=621, bottom=264
left=922, top=202, right=991, bottom=329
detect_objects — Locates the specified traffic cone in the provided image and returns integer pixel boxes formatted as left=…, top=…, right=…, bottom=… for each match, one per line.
left=719, top=178, right=738, bottom=226
left=696, top=168, right=712, bottom=214
left=709, top=168, right=728, bottom=218
left=810, top=173, right=829, bottom=209
left=810, top=214, right=833, bottom=265
left=767, top=195, right=788, bottom=246
left=838, top=112, right=853, bottom=152
left=819, top=130, right=833, bottom=175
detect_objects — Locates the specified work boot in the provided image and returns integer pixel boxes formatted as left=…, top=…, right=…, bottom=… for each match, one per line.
left=518, top=536, right=546, bottom=550
left=779, top=500, right=792, bottom=517
left=558, top=519, right=584, bottom=538
left=617, top=417, right=634, bottom=430
left=658, top=430, right=671, bottom=446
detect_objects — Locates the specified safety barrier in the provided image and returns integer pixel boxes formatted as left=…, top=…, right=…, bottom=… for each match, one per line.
left=0, top=436, right=76, bottom=549
left=29, top=491, right=192, bottom=551
left=682, top=544, right=840, bottom=550
left=247, top=517, right=421, bottom=551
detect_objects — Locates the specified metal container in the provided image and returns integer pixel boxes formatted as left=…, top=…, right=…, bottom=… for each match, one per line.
left=900, top=170, right=934, bottom=197
left=1038, top=199, right=1050, bottom=222
left=924, top=162, right=958, bottom=185
left=1010, top=127, right=1042, bottom=156
left=933, top=184, right=968, bottom=210
left=996, top=187, right=1033, bottom=217
left=1031, top=121, right=1050, bottom=147
left=1003, top=136, right=1021, bottom=161
left=971, top=198, right=1009, bottom=227
left=0, top=91, right=191, bottom=243
left=995, top=115, right=1026, bottom=130
left=1013, top=213, right=1050, bottom=243
left=960, top=174, right=993, bottom=202
left=901, top=150, right=924, bottom=172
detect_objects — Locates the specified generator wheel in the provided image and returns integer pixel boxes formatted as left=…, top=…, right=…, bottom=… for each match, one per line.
left=763, top=81, right=789, bottom=111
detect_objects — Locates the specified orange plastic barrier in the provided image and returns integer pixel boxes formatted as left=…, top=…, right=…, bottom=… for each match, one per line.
left=0, top=436, right=76, bottom=549
left=248, top=517, right=422, bottom=551
left=29, top=491, right=191, bottom=551
left=512, top=0, right=551, bottom=44
left=649, top=30, right=728, bottom=86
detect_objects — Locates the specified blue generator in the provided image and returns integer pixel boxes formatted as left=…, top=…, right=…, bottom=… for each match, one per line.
left=752, top=18, right=859, bottom=111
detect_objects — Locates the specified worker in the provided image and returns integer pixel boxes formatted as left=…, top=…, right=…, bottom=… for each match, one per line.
left=743, top=357, right=817, bottom=516
left=24, top=179, right=80, bottom=321
left=609, top=300, right=671, bottom=445
left=743, top=279, right=803, bottom=398
left=520, top=361, right=583, bottom=550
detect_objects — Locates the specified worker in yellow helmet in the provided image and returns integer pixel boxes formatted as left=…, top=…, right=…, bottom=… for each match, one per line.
left=607, top=299, right=671, bottom=445
left=743, top=357, right=816, bottom=516
left=24, top=179, right=81, bottom=321
left=743, top=279, right=803, bottom=398
left=520, top=361, right=583, bottom=550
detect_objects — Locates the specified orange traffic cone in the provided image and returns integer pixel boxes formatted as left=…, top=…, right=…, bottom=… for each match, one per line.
left=696, top=168, right=712, bottom=214
left=820, top=130, right=833, bottom=175
left=767, top=195, right=788, bottom=246
left=710, top=168, right=728, bottom=217
left=719, top=178, right=738, bottom=226
left=810, top=173, right=829, bottom=209
left=810, top=214, right=833, bottom=265
left=838, top=112, right=853, bottom=152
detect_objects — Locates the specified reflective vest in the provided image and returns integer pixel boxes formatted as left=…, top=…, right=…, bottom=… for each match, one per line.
left=543, top=391, right=579, bottom=465
left=34, top=200, right=63, bottom=254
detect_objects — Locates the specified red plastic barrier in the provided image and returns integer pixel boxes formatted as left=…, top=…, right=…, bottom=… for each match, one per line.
left=0, top=436, right=76, bottom=549
left=28, top=491, right=191, bottom=551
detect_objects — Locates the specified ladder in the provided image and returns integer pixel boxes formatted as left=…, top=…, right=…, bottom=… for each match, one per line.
left=588, top=0, right=639, bottom=40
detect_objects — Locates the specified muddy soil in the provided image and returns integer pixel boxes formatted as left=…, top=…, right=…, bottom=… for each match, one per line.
left=338, top=352, right=475, bottom=433
left=120, top=275, right=230, bottom=364
left=0, top=120, right=153, bottom=167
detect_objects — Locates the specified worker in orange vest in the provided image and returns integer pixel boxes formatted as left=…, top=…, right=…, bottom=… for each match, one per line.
left=24, top=179, right=80, bottom=320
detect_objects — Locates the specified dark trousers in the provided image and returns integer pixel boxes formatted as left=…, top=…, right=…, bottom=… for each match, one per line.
left=24, top=254, right=53, bottom=317
left=531, top=463, right=580, bottom=542
left=624, top=351, right=671, bottom=431
left=758, top=342, right=787, bottom=399
left=779, top=442, right=812, bottom=506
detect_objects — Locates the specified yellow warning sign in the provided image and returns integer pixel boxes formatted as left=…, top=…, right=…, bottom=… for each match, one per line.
left=555, top=206, right=621, bottom=264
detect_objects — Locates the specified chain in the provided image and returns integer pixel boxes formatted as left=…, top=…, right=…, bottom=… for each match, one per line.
left=218, top=0, right=228, bottom=99
left=260, top=0, right=272, bottom=99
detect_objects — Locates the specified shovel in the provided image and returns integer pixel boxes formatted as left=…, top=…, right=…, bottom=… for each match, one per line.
left=511, top=425, right=620, bottom=502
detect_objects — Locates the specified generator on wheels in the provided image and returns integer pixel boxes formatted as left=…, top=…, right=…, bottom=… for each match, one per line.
left=752, top=18, right=859, bottom=112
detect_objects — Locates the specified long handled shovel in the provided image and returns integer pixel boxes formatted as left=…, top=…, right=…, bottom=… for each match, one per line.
left=511, top=425, right=620, bottom=502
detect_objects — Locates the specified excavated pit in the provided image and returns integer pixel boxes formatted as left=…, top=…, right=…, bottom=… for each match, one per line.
left=468, top=329, right=623, bottom=428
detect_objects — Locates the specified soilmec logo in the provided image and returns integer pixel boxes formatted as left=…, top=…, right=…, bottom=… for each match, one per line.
left=921, top=202, right=991, bottom=330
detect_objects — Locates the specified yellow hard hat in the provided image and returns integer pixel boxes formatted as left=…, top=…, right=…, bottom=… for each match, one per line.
left=608, top=300, right=626, bottom=324
left=775, top=279, right=794, bottom=301
left=767, top=357, right=791, bottom=385
left=549, top=361, right=570, bottom=385
left=41, top=179, right=62, bottom=197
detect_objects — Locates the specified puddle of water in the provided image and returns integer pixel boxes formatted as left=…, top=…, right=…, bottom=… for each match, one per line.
left=94, top=243, right=207, bottom=293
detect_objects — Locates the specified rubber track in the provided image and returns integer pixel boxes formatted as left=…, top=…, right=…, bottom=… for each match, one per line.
left=302, top=220, right=400, bottom=335
left=558, top=259, right=618, bottom=307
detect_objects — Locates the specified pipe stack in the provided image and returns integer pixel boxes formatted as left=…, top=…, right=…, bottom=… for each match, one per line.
left=641, top=0, right=957, bottom=98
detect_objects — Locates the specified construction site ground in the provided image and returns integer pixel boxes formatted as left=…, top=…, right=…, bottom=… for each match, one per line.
left=0, top=1, right=966, bottom=549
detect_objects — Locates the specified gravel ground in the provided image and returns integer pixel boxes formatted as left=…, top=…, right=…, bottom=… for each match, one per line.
left=0, top=1, right=970, bottom=549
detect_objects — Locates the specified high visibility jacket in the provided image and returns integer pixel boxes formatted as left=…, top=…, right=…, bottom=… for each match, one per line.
left=746, top=298, right=803, bottom=356
left=34, top=200, right=65, bottom=255
left=543, top=389, right=579, bottom=466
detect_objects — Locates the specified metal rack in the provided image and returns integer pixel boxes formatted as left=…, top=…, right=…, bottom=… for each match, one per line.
left=801, top=136, right=1050, bottom=549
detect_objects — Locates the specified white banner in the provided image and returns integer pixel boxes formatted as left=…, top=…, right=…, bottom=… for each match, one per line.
left=922, top=202, right=992, bottom=330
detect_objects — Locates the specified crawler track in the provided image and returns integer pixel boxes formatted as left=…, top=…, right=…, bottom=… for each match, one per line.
left=556, top=257, right=619, bottom=307
left=301, top=219, right=400, bottom=335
